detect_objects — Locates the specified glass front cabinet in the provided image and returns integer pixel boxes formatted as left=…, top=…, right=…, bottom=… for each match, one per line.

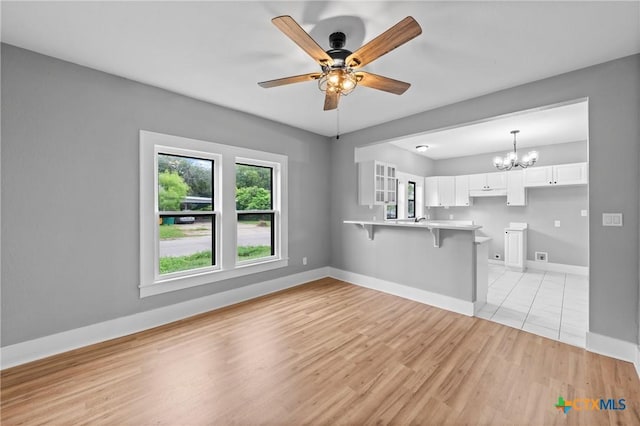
left=358, top=160, right=398, bottom=206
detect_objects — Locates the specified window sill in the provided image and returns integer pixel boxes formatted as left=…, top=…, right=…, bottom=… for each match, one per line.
left=139, top=258, right=289, bottom=298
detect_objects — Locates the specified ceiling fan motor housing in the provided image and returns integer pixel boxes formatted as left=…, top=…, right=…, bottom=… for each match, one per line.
left=327, top=32, right=351, bottom=67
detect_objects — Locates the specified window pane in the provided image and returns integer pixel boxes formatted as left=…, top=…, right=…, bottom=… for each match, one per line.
left=408, top=181, right=415, bottom=200
left=158, top=153, right=213, bottom=211
left=236, top=164, right=272, bottom=210
left=407, top=181, right=416, bottom=218
left=159, top=215, right=214, bottom=274
left=237, top=213, right=274, bottom=261
left=386, top=204, right=397, bottom=220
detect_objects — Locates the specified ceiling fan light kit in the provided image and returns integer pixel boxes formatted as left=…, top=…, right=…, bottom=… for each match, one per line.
left=493, top=130, right=539, bottom=171
left=258, top=15, right=422, bottom=111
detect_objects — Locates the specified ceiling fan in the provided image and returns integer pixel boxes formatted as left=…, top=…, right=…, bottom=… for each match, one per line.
left=258, top=15, right=422, bottom=111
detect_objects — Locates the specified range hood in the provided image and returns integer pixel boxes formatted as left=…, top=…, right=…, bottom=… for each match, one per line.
left=469, top=189, right=507, bottom=197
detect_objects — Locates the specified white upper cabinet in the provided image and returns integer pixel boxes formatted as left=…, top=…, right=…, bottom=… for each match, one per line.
left=424, top=176, right=439, bottom=207
left=554, top=162, right=588, bottom=185
left=486, top=172, right=507, bottom=189
left=468, top=172, right=506, bottom=191
left=522, top=166, right=553, bottom=187
left=425, top=176, right=455, bottom=207
left=439, top=176, right=455, bottom=207
left=455, top=175, right=472, bottom=206
left=358, top=160, right=397, bottom=205
left=506, top=170, right=526, bottom=206
left=524, top=162, right=587, bottom=187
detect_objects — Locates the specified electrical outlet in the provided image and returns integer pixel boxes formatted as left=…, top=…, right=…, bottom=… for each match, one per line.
left=581, top=210, right=588, bottom=217
left=554, top=220, right=561, bottom=227
left=602, top=213, right=623, bottom=227
left=535, top=252, right=548, bottom=262
left=494, top=253, right=501, bottom=260
left=449, top=214, right=454, bottom=220
left=302, top=257, right=307, bottom=266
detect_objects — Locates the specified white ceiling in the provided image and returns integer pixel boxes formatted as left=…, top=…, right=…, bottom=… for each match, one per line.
left=389, top=100, right=589, bottom=159
left=2, top=1, right=639, bottom=137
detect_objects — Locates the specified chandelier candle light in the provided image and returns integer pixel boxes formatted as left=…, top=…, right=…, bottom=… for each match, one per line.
left=493, top=130, right=539, bottom=171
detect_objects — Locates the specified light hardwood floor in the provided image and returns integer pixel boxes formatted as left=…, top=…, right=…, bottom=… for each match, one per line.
left=2, top=278, right=639, bottom=425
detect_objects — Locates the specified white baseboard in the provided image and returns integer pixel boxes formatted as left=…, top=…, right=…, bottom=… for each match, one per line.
left=586, top=332, right=637, bottom=364
left=328, top=267, right=475, bottom=317
left=635, top=346, right=640, bottom=380
left=488, top=258, right=588, bottom=276
left=473, top=300, right=487, bottom=315
left=1, top=267, right=330, bottom=370
left=526, top=260, right=588, bottom=276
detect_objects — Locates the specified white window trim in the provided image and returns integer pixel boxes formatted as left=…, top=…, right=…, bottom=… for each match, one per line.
left=140, top=130, right=289, bottom=298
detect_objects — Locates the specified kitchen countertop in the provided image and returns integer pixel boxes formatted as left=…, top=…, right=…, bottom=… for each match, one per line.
left=343, top=219, right=482, bottom=231
left=474, top=236, right=492, bottom=244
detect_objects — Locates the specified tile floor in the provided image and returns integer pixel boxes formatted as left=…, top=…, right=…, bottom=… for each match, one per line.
left=476, top=264, right=589, bottom=348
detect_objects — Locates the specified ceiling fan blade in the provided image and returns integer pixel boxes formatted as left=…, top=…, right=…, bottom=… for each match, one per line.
left=355, top=71, right=411, bottom=95
left=346, top=16, right=422, bottom=68
left=258, top=73, right=322, bottom=88
left=272, top=15, right=334, bottom=66
left=324, top=90, right=339, bottom=111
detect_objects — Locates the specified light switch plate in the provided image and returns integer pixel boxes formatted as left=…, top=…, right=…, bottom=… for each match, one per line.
left=581, top=210, right=588, bottom=217
left=602, top=213, right=623, bottom=227
left=554, top=220, right=561, bottom=227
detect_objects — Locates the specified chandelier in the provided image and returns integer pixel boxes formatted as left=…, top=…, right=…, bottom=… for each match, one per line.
left=318, top=67, right=358, bottom=96
left=493, top=130, right=539, bottom=170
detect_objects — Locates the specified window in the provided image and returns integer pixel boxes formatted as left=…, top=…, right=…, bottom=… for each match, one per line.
left=157, top=153, right=216, bottom=276
left=386, top=180, right=398, bottom=220
left=236, top=162, right=276, bottom=263
left=140, top=131, right=288, bottom=298
left=407, top=181, right=416, bottom=219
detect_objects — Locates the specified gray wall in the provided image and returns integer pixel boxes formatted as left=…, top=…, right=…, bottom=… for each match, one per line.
left=331, top=137, right=476, bottom=300
left=331, top=54, right=640, bottom=344
left=435, top=187, right=588, bottom=266
left=432, top=141, right=588, bottom=266
left=355, top=142, right=435, bottom=177
left=1, top=44, right=331, bottom=346
left=433, top=140, right=587, bottom=175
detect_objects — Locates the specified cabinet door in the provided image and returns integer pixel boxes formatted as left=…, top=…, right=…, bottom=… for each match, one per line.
left=374, top=163, right=386, bottom=203
left=455, top=175, right=471, bottom=206
left=524, top=166, right=553, bottom=187
left=554, top=162, right=587, bottom=185
left=438, top=176, right=455, bottom=207
left=506, top=170, right=526, bottom=206
left=468, top=173, right=486, bottom=191
left=486, top=172, right=506, bottom=189
left=504, top=231, right=524, bottom=269
left=424, top=177, right=439, bottom=207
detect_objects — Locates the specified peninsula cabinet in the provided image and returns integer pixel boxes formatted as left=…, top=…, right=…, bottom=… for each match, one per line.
left=523, top=162, right=587, bottom=187
left=425, top=176, right=455, bottom=207
left=358, top=160, right=397, bottom=206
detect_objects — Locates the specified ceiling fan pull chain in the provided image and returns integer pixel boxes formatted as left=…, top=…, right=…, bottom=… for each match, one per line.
left=336, top=107, right=340, bottom=140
